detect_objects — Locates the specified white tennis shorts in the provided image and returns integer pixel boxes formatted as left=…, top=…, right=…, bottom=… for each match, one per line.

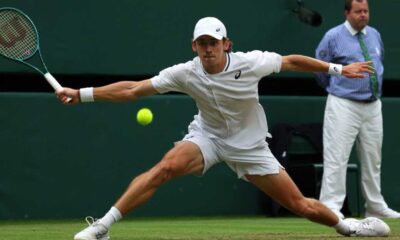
left=180, top=129, right=281, bottom=180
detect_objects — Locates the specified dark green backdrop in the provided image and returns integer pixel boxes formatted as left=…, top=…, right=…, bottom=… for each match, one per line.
left=0, top=94, right=399, bottom=219
left=0, top=0, right=399, bottom=79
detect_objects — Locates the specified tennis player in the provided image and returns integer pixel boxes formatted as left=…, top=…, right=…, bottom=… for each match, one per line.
left=57, top=17, right=390, bottom=239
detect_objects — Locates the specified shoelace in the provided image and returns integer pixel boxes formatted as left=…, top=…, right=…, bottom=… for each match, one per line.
left=85, top=216, right=98, bottom=226
left=359, top=222, right=373, bottom=232
left=84, top=216, right=108, bottom=238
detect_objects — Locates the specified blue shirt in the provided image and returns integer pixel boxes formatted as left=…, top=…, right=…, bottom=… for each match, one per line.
left=315, top=21, right=384, bottom=100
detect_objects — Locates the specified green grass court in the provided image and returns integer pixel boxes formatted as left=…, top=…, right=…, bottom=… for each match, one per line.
left=0, top=216, right=398, bottom=240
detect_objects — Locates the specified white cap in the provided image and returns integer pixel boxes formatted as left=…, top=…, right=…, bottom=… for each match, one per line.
left=193, top=17, right=227, bottom=41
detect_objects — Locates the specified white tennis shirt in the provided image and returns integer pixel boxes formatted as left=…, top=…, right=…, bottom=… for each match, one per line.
left=151, top=50, right=282, bottom=150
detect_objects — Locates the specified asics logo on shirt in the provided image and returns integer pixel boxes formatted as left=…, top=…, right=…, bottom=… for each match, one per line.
left=234, top=70, right=241, bottom=79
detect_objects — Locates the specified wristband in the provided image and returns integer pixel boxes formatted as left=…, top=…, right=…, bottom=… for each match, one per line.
left=79, top=87, right=94, bottom=102
left=328, top=63, right=342, bottom=76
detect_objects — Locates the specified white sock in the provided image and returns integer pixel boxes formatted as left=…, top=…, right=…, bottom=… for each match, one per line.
left=98, top=206, right=123, bottom=229
left=334, top=218, right=350, bottom=235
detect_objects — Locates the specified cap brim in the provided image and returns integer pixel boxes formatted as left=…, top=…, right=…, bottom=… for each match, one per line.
left=193, top=31, right=224, bottom=41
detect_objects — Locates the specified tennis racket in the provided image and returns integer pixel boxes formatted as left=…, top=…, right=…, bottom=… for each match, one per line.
left=0, top=7, right=70, bottom=100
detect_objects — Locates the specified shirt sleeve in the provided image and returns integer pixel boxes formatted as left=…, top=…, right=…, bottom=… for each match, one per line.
left=244, top=50, right=282, bottom=78
left=150, top=63, right=188, bottom=94
left=315, top=33, right=333, bottom=89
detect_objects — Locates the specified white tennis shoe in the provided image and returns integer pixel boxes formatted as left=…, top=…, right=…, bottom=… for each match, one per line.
left=74, top=217, right=110, bottom=240
left=338, top=217, right=390, bottom=237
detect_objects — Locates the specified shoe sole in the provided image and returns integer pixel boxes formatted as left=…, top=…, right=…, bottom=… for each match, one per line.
left=74, top=236, right=109, bottom=240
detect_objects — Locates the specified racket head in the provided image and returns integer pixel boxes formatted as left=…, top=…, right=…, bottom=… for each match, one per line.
left=0, top=7, right=39, bottom=61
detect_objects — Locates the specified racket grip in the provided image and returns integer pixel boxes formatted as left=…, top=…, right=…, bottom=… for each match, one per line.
left=44, top=72, right=63, bottom=92
left=44, top=73, right=72, bottom=102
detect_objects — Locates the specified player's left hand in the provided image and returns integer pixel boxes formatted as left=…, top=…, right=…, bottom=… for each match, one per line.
left=342, top=61, right=374, bottom=78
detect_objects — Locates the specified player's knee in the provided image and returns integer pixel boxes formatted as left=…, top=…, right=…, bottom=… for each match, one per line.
left=151, top=155, right=183, bottom=183
left=291, top=197, right=319, bottom=218
left=149, top=144, right=201, bottom=186
left=147, top=161, right=173, bottom=187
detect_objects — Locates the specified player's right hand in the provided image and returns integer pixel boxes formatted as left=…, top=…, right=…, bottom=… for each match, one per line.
left=56, top=88, right=80, bottom=105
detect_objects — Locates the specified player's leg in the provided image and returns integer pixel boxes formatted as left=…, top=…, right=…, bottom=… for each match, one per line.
left=114, top=141, right=204, bottom=214
left=246, top=169, right=391, bottom=237
left=224, top=148, right=338, bottom=226
left=74, top=141, right=205, bottom=240
left=246, top=168, right=338, bottom=226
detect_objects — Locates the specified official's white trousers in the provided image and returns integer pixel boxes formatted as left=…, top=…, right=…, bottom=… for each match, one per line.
left=319, top=94, right=388, bottom=213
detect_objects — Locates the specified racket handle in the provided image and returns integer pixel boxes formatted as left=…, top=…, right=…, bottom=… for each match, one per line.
left=44, top=72, right=72, bottom=102
left=44, top=72, right=63, bottom=92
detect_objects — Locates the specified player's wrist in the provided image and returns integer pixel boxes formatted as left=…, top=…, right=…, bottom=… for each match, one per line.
left=328, top=63, right=342, bottom=76
left=79, top=87, right=94, bottom=102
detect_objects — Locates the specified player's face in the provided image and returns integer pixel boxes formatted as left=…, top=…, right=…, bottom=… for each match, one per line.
left=192, top=35, right=229, bottom=74
left=345, top=0, right=369, bottom=31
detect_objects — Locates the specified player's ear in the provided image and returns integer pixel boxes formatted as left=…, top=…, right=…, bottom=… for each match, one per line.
left=192, top=41, right=197, bottom=52
left=223, top=38, right=231, bottom=52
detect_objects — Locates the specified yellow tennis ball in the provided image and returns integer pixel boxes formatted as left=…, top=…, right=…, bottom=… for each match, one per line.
left=136, top=108, right=153, bottom=126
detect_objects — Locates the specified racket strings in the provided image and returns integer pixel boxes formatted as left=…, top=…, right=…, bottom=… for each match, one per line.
left=0, top=10, right=37, bottom=60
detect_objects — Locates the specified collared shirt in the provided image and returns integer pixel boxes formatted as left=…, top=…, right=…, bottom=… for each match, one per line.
left=151, top=50, right=282, bottom=149
left=315, top=21, right=384, bottom=100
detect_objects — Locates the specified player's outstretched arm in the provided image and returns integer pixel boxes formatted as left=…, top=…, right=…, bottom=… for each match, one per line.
left=56, top=79, right=158, bottom=105
left=281, top=55, right=373, bottom=78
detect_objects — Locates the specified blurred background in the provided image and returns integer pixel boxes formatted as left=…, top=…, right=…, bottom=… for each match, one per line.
left=0, top=0, right=399, bottom=220
left=1, top=0, right=399, bottom=94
